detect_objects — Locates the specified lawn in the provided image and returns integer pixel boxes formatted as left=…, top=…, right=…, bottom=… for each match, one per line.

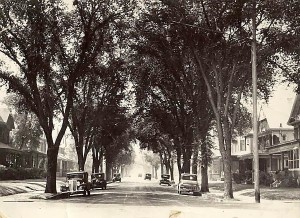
left=209, top=182, right=254, bottom=192
left=209, top=182, right=300, bottom=200
left=241, top=188, right=300, bottom=200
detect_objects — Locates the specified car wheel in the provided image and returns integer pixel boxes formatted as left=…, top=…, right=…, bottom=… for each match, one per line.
left=83, top=190, right=87, bottom=196
left=104, top=186, right=107, bottom=190
left=87, top=190, right=91, bottom=196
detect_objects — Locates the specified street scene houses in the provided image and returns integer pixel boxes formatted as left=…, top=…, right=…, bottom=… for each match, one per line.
left=210, top=94, right=300, bottom=185
left=0, top=108, right=77, bottom=178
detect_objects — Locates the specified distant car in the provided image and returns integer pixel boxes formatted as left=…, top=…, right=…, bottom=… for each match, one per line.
left=60, top=171, right=91, bottom=196
left=159, top=174, right=171, bottom=186
left=91, top=173, right=107, bottom=189
left=113, top=173, right=121, bottom=182
left=177, top=173, right=201, bottom=196
left=144, top=173, right=151, bottom=180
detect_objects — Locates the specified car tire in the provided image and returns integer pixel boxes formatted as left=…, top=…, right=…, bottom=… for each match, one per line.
left=87, top=190, right=91, bottom=196
left=104, top=185, right=107, bottom=190
left=83, top=190, right=87, bottom=196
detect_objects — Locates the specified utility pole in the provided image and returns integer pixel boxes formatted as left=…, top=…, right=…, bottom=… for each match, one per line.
left=252, top=0, right=260, bottom=203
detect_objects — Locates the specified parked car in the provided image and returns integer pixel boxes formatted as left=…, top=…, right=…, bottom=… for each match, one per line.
left=177, top=173, right=201, bottom=196
left=113, top=173, right=121, bottom=182
left=144, top=173, right=151, bottom=180
left=159, top=174, right=171, bottom=186
left=91, top=173, right=107, bottom=189
left=60, top=171, right=91, bottom=196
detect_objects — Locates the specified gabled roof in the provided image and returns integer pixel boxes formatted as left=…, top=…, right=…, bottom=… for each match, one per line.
left=287, top=94, right=300, bottom=125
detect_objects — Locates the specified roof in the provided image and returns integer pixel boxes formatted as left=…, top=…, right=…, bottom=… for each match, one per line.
left=0, top=142, right=21, bottom=152
left=0, top=108, right=10, bottom=122
left=67, top=171, right=87, bottom=175
left=258, top=86, right=296, bottom=128
left=287, top=94, right=300, bottom=125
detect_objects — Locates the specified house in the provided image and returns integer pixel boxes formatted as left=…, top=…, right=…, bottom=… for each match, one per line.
left=266, top=94, right=300, bottom=177
left=0, top=112, right=21, bottom=167
left=0, top=109, right=76, bottom=177
left=209, top=94, right=298, bottom=181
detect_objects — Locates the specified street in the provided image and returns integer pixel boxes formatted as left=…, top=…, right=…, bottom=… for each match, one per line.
left=1, top=177, right=300, bottom=218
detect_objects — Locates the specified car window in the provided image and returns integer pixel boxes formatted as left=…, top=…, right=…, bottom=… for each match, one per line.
left=181, top=175, right=197, bottom=181
left=67, top=174, right=84, bottom=179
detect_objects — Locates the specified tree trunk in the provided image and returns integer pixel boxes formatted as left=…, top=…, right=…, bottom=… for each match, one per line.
left=159, top=152, right=164, bottom=175
left=106, top=161, right=113, bottom=181
left=192, top=146, right=199, bottom=174
left=76, top=147, right=85, bottom=171
left=222, top=151, right=233, bottom=198
left=176, top=147, right=182, bottom=182
left=165, top=159, right=170, bottom=174
left=182, top=149, right=191, bottom=173
left=170, top=159, right=174, bottom=181
left=93, top=159, right=101, bottom=173
left=201, top=164, right=209, bottom=192
left=45, top=146, right=59, bottom=193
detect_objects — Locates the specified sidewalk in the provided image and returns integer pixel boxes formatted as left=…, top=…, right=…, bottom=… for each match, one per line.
left=0, top=178, right=65, bottom=200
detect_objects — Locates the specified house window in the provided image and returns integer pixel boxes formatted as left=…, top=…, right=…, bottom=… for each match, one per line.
left=282, top=134, right=286, bottom=141
left=295, top=128, right=299, bottom=140
left=240, top=140, right=246, bottom=151
left=288, top=149, right=299, bottom=169
left=273, top=135, right=280, bottom=145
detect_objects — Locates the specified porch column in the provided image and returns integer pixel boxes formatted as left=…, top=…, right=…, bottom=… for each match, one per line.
left=269, top=154, right=272, bottom=172
left=281, top=152, right=285, bottom=170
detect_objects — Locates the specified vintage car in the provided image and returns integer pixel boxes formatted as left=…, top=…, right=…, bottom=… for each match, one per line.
left=60, top=171, right=91, bottom=196
left=91, top=172, right=107, bottom=190
left=144, top=173, right=151, bottom=180
left=112, top=173, right=121, bottom=182
left=159, top=174, right=171, bottom=186
left=177, top=173, right=201, bottom=196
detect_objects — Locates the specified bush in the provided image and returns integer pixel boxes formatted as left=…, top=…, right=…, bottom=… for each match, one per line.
left=259, top=171, right=273, bottom=186
left=0, top=168, right=46, bottom=180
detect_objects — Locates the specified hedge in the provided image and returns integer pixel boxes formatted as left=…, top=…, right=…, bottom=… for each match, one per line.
left=0, top=168, right=46, bottom=180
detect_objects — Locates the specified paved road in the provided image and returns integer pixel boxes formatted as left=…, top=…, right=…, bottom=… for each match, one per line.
left=0, top=177, right=300, bottom=218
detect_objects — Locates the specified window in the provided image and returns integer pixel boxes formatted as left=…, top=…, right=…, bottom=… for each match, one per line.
left=288, top=149, right=299, bottom=169
left=282, top=134, right=286, bottom=141
left=295, top=128, right=299, bottom=140
left=273, top=135, right=280, bottom=145
left=240, top=140, right=246, bottom=151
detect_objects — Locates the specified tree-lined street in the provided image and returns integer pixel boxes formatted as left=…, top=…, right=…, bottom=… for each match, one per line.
left=1, top=178, right=300, bottom=218
left=0, top=1, right=299, bottom=217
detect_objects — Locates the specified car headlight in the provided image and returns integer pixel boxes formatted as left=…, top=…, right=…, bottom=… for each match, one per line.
left=77, top=181, right=80, bottom=186
left=65, top=182, right=69, bottom=187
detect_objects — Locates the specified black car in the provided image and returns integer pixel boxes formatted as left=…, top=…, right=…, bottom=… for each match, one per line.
left=113, top=173, right=121, bottom=182
left=144, top=173, right=151, bottom=180
left=91, top=173, right=107, bottom=189
left=159, top=174, right=171, bottom=186
left=60, top=171, right=91, bottom=196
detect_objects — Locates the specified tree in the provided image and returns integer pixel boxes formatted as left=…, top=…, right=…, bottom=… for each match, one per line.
left=4, top=94, right=42, bottom=150
left=0, top=0, right=79, bottom=193
left=131, top=0, right=215, bottom=189
left=143, top=150, right=160, bottom=179
left=163, top=0, right=296, bottom=198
